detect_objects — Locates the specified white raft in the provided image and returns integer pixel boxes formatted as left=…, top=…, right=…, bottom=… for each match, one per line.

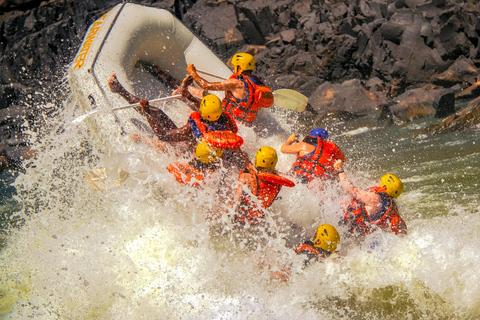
left=68, top=3, right=232, bottom=143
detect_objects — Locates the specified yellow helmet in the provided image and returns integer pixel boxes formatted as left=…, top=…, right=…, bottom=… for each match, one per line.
left=199, top=94, right=223, bottom=121
left=313, top=224, right=340, bottom=253
left=381, top=174, right=404, bottom=198
left=231, top=53, right=255, bottom=72
left=195, top=141, right=223, bottom=165
left=254, top=146, right=278, bottom=170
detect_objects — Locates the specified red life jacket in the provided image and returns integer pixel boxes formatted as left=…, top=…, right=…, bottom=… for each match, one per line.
left=294, top=243, right=324, bottom=257
left=341, top=187, right=407, bottom=236
left=290, top=136, right=345, bottom=182
left=223, top=73, right=273, bottom=126
left=188, top=111, right=242, bottom=149
left=189, top=111, right=238, bottom=136
left=235, top=165, right=295, bottom=225
left=166, top=159, right=218, bottom=188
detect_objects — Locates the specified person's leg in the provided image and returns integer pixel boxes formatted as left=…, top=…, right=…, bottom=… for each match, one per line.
left=139, top=99, right=178, bottom=134
left=109, top=74, right=178, bottom=131
left=108, top=74, right=139, bottom=104
left=151, top=65, right=181, bottom=89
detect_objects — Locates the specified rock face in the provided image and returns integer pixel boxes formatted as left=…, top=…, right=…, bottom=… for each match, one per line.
left=1, top=0, right=480, bottom=171
left=423, top=96, right=480, bottom=135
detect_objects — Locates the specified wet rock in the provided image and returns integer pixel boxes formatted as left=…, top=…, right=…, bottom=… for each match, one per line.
left=380, top=10, right=413, bottom=45
left=2, top=0, right=480, bottom=173
left=423, top=96, right=480, bottom=135
left=455, top=80, right=480, bottom=100
left=314, top=110, right=359, bottom=123
left=308, top=79, right=388, bottom=116
left=184, top=2, right=244, bottom=53
left=390, top=87, right=455, bottom=120
left=431, top=56, right=478, bottom=87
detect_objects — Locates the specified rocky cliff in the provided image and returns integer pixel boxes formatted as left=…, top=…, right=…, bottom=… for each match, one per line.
left=1, top=0, right=479, bottom=172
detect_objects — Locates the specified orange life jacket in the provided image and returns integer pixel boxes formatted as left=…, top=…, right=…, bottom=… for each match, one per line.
left=290, top=136, right=345, bottom=182
left=166, top=159, right=218, bottom=188
left=223, top=73, right=273, bottom=126
left=234, top=165, right=294, bottom=225
left=341, top=186, right=407, bottom=236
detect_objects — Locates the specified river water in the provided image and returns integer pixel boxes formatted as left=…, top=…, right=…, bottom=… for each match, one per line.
left=0, top=79, right=479, bottom=319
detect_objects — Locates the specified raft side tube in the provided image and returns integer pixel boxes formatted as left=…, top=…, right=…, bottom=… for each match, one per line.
left=67, top=3, right=232, bottom=146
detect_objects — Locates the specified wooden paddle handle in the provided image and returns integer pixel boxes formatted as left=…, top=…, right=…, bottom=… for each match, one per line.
left=196, top=69, right=227, bottom=81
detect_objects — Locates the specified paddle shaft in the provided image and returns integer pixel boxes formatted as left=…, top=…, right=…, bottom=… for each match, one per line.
left=72, top=94, right=182, bottom=123
left=196, top=69, right=227, bottom=81
left=110, top=94, right=181, bottom=112
left=195, top=69, right=308, bottom=111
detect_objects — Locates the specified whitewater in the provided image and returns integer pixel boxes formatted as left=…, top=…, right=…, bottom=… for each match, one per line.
left=1, top=5, right=480, bottom=319
left=0, top=83, right=479, bottom=319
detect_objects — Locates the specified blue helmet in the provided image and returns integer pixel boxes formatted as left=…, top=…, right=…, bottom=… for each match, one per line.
left=308, top=128, right=329, bottom=140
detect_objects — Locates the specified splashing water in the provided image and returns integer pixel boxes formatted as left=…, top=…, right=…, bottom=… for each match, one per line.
left=0, top=79, right=480, bottom=320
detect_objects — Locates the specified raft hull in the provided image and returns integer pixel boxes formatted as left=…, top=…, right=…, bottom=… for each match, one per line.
left=68, top=3, right=232, bottom=144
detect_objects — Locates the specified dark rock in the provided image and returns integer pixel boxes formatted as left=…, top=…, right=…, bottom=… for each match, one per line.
left=280, top=29, right=296, bottom=44
left=184, top=2, right=244, bottom=53
left=431, top=56, right=478, bottom=87
left=309, top=79, right=388, bottom=115
left=423, top=96, right=480, bottom=135
left=437, top=22, right=472, bottom=59
left=380, top=10, right=414, bottom=45
left=454, top=81, right=480, bottom=100
left=390, top=87, right=455, bottom=120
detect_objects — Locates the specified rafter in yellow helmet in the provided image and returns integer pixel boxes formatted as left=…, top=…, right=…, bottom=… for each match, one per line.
left=195, top=140, right=223, bottom=165
left=231, top=53, right=255, bottom=72
left=381, top=174, right=404, bottom=198
left=254, top=146, right=278, bottom=169
left=313, top=224, right=340, bottom=253
left=199, top=94, right=223, bottom=121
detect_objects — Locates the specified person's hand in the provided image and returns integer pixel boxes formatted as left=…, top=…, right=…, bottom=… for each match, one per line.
left=186, top=64, right=197, bottom=76
left=334, top=159, right=343, bottom=171
left=139, top=98, right=149, bottom=113
left=287, top=134, right=298, bottom=143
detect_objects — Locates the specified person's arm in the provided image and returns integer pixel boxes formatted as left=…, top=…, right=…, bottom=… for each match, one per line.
left=280, top=134, right=299, bottom=154
left=187, top=64, right=244, bottom=92
left=334, top=160, right=381, bottom=206
left=140, top=100, right=194, bottom=143
left=281, top=134, right=314, bottom=156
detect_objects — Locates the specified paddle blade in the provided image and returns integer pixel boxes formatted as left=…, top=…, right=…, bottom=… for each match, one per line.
left=85, top=167, right=129, bottom=190
left=72, top=110, right=97, bottom=123
left=273, top=89, right=308, bottom=112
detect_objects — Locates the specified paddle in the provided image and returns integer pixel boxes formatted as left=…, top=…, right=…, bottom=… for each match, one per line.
left=196, top=70, right=309, bottom=112
left=273, top=89, right=309, bottom=112
left=72, top=94, right=182, bottom=123
left=85, top=167, right=130, bottom=190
